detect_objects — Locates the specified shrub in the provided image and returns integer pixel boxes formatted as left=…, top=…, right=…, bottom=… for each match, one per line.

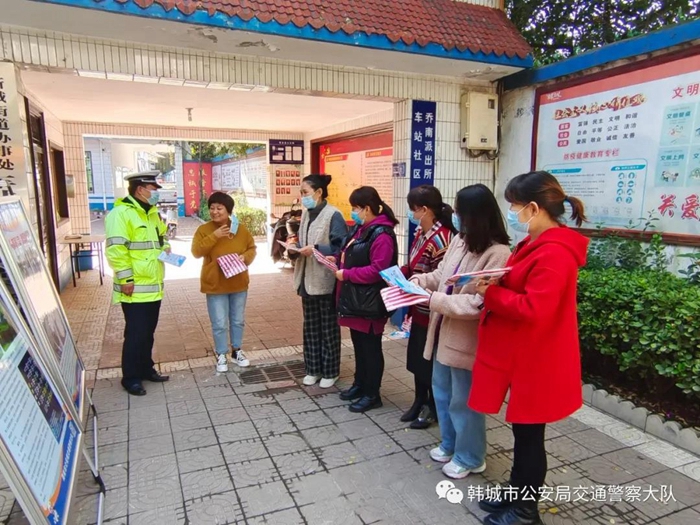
left=578, top=267, right=700, bottom=398
left=236, top=206, right=266, bottom=237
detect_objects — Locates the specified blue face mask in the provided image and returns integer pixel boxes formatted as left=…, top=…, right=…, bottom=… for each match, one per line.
left=451, top=214, right=461, bottom=231
left=351, top=210, right=363, bottom=225
left=507, top=205, right=533, bottom=234
left=407, top=210, right=421, bottom=226
left=147, top=190, right=160, bottom=206
left=229, top=215, right=239, bottom=235
left=301, top=195, right=317, bottom=210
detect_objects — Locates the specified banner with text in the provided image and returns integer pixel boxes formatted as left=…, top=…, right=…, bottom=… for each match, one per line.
left=535, top=53, right=700, bottom=237
left=409, top=100, right=437, bottom=243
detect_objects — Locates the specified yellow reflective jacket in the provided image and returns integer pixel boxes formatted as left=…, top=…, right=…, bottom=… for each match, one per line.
left=104, top=196, right=169, bottom=304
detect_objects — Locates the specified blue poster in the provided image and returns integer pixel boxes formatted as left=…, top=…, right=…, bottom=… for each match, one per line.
left=408, top=100, right=437, bottom=246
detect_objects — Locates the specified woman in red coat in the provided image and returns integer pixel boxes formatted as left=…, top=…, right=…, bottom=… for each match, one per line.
left=470, top=171, right=589, bottom=525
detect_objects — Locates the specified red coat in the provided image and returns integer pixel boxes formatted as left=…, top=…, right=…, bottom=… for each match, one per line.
left=468, top=226, right=589, bottom=424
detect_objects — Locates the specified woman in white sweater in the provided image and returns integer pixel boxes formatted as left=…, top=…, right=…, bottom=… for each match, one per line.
left=411, top=184, right=510, bottom=480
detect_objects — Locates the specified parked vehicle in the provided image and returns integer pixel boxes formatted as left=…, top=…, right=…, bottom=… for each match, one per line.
left=270, top=200, right=301, bottom=265
left=157, top=189, right=179, bottom=240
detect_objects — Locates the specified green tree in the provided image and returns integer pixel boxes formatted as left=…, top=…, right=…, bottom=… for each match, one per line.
left=506, top=0, right=699, bottom=65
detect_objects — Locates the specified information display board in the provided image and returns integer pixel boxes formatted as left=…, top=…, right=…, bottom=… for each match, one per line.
left=0, top=199, right=86, bottom=423
left=534, top=52, right=700, bottom=238
left=0, top=279, right=81, bottom=525
left=319, top=132, right=393, bottom=219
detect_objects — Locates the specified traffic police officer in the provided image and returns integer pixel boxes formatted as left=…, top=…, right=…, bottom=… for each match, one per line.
left=105, top=171, right=170, bottom=396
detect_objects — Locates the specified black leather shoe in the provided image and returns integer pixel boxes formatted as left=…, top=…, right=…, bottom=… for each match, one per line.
left=479, top=497, right=514, bottom=514
left=349, top=395, right=382, bottom=413
left=400, top=399, right=423, bottom=422
left=479, top=483, right=519, bottom=513
left=145, top=371, right=170, bottom=383
left=409, top=406, right=436, bottom=429
left=339, top=384, right=362, bottom=401
left=484, top=506, right=543, bottom=525
left=122, top=382, right=147, bottom=396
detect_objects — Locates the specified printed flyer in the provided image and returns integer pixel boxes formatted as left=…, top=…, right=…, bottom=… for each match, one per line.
left=536, top=53, right=700, bottom=236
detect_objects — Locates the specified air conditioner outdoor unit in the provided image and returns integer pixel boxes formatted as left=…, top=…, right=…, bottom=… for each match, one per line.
left=460, top=92, right=498, bottom=151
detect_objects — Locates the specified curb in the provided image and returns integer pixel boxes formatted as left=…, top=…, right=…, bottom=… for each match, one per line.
left=583, top=383, right=700, bottom=457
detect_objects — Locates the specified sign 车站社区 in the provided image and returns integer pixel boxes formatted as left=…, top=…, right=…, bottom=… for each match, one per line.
left=535, top=53, right=700, bottom=237
left=0, top=64, right=28, bottom=210
left=269, top=139, right=304, bottom=165
left=409, top=101, right=437, bottom=243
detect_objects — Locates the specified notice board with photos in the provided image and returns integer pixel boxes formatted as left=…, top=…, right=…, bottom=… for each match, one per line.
left=0, top=198, right=86, bottom=424
left=0, top=277, right=82, bottom=525
left=534, top=50, right=700, bottom=240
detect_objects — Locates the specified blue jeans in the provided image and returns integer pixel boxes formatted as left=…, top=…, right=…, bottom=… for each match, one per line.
left=206, top=292, right=247, bottom=355
left=432, top=359, right=486, bottom=469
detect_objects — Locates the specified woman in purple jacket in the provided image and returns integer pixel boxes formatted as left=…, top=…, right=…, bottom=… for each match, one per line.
left=335, top=186, right=399, bottom=413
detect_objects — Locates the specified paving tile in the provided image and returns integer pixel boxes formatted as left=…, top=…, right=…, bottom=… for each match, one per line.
left=323, top=406, right=366, bottom=425
left=292, top=409, right=334, bottom=430
left=246, top=404, right=286, bottom=420
left=238, top=392, right=277, bottom=406
left=264, top=433, right=310, bottom=457
left=128, top=476, right=182, bottom=514
left=170, top=412, right=212, bottom=432
left=209, top=407, right=251, bottom=425
left=229, top=458, right=280, bottom=488
left=335, top=419, right=384, bottom=440
left=389, top=428, right=440, bottom=451
left=129, top=404, right=169, bottom=422
left=128, top=418, right=172, bottom=441
left=313, top=393, right=347, bottom=409
left=215, top=421, right=259, bottom=443
left=656, top=508, right=700, bottom=525
left=238, top=480, right=295, bottom=517
left=222, top=438, right=270, bottom=464
left=355, top=433, right=403, bottom=459
left=301, top=425, right=348, bottom=448
left=129, top=433, right=174, bottom=461
left=200, top=384, right=237, bottom=399
left=129, top=391, right=167, bottom=408
left=287, top=472, right=343, bottom=506
left=601, top=447, right=668, bottom=478
left=318, top=441, right=364, bottom=470
left=679, top=461, right=700, bottom=483
left=181, top=466, right=234, bottom=501
left=97, top=442, right=128, bottom=467
left=247, top=508, right=305, bottom=525
left=566, top=428, right=626, bottom=455
left=643, top=469, right=700, bottom=506
left=252, top=415, right=296, bottom=437
left=168, top=399, right=207, bottom=417
left=204, top=395, right=243, bottom=411
left=173, top=427, right=218, bottom=452
left=299, top=497, right=364, bottom=525
left=272, top=389, right=308, bottom=402
left=633, top=439, right=699, bottom=469
left=272, top=450, right=321, bottom=479
left=101, top=464, right=128, bottom=490
left=545, top=436, right=597, bottom=465
left=177, top=445, right=226, bottom=474
left=165, top=387, right=202, bottom=403
left=279, top=397, right=319, bottom=414
left=96, top=425, right=128, bottom=446
left=366, top=409, right=406, bottom=433
left=129, top=454, right=179, bottom=486
left=185, top=492, right=243, bottom=524
left=96, top=410, right=128, bottom=430
left=571, top=456, right=638, bottom=485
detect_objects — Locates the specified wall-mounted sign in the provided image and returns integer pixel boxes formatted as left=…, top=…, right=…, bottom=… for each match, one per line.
left=0, top=64, right=29, bottom=210
left=392, top=162, right=406, bottom=178
left=269, top=139, right=304, bottom=165
left=409, top=100, right=437, bottom=243
left=535, top=52, right=700, bottom=238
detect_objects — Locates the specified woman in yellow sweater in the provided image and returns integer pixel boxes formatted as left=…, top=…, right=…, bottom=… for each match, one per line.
left=192, top=192, right=257, bottom=373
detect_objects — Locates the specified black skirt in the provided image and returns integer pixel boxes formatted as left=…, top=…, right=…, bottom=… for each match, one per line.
left=406, top=323, right=432, bottom=385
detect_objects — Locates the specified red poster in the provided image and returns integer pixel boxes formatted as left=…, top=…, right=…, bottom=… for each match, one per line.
left=183, top=161, right=213, bottom=215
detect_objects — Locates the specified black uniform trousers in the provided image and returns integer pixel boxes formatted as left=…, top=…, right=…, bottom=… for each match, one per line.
left=121, top=301, right=161, bottom=386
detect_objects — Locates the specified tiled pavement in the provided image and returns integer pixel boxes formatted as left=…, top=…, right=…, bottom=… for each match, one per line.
left=2, top=217, right=700, bottom=524
left=6, top=343, right=700, bottom=524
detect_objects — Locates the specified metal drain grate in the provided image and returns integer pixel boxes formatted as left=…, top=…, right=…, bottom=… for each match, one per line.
left=239, top=360, right=306, bottom=385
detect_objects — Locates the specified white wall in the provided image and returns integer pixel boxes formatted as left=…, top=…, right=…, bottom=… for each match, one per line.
left=84, top=137, right=113, bottom=210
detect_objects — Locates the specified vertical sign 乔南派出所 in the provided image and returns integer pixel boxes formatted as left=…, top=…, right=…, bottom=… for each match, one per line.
left=269, top=139, right=304, bottom=165
left=409, top=101, right=437, bottom=243
left=0, top=64, right=29, bottom=208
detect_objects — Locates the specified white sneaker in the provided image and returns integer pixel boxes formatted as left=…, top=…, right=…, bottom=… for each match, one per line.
left=319, top=377, right=338, bottom=388
left=216, top=354, right=228, bottom=373
left=430, top=447, right=453, bottom=463
left=233, top=349, right=250, bottom=368
left=302, top=375, right=321, bottom=386
left=442, top=459, right=486, bottom=479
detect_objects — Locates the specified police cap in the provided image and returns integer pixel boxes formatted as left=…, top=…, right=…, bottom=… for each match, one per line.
left=124, top=171, right=163, bottom=189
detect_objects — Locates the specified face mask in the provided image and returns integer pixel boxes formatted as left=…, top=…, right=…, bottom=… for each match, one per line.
left=146, top=190, right=160, bottom=206
left=507, top=205, right=533, bottom=234
left=452, top=214, right=461, bottom=231
left=407, top=210, right=421, bottom=226
left=229, top=215, right=239, bottom=235
left=351, top=210, right=363, bottom=225
left=301, top=195, right=317, bottom=210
